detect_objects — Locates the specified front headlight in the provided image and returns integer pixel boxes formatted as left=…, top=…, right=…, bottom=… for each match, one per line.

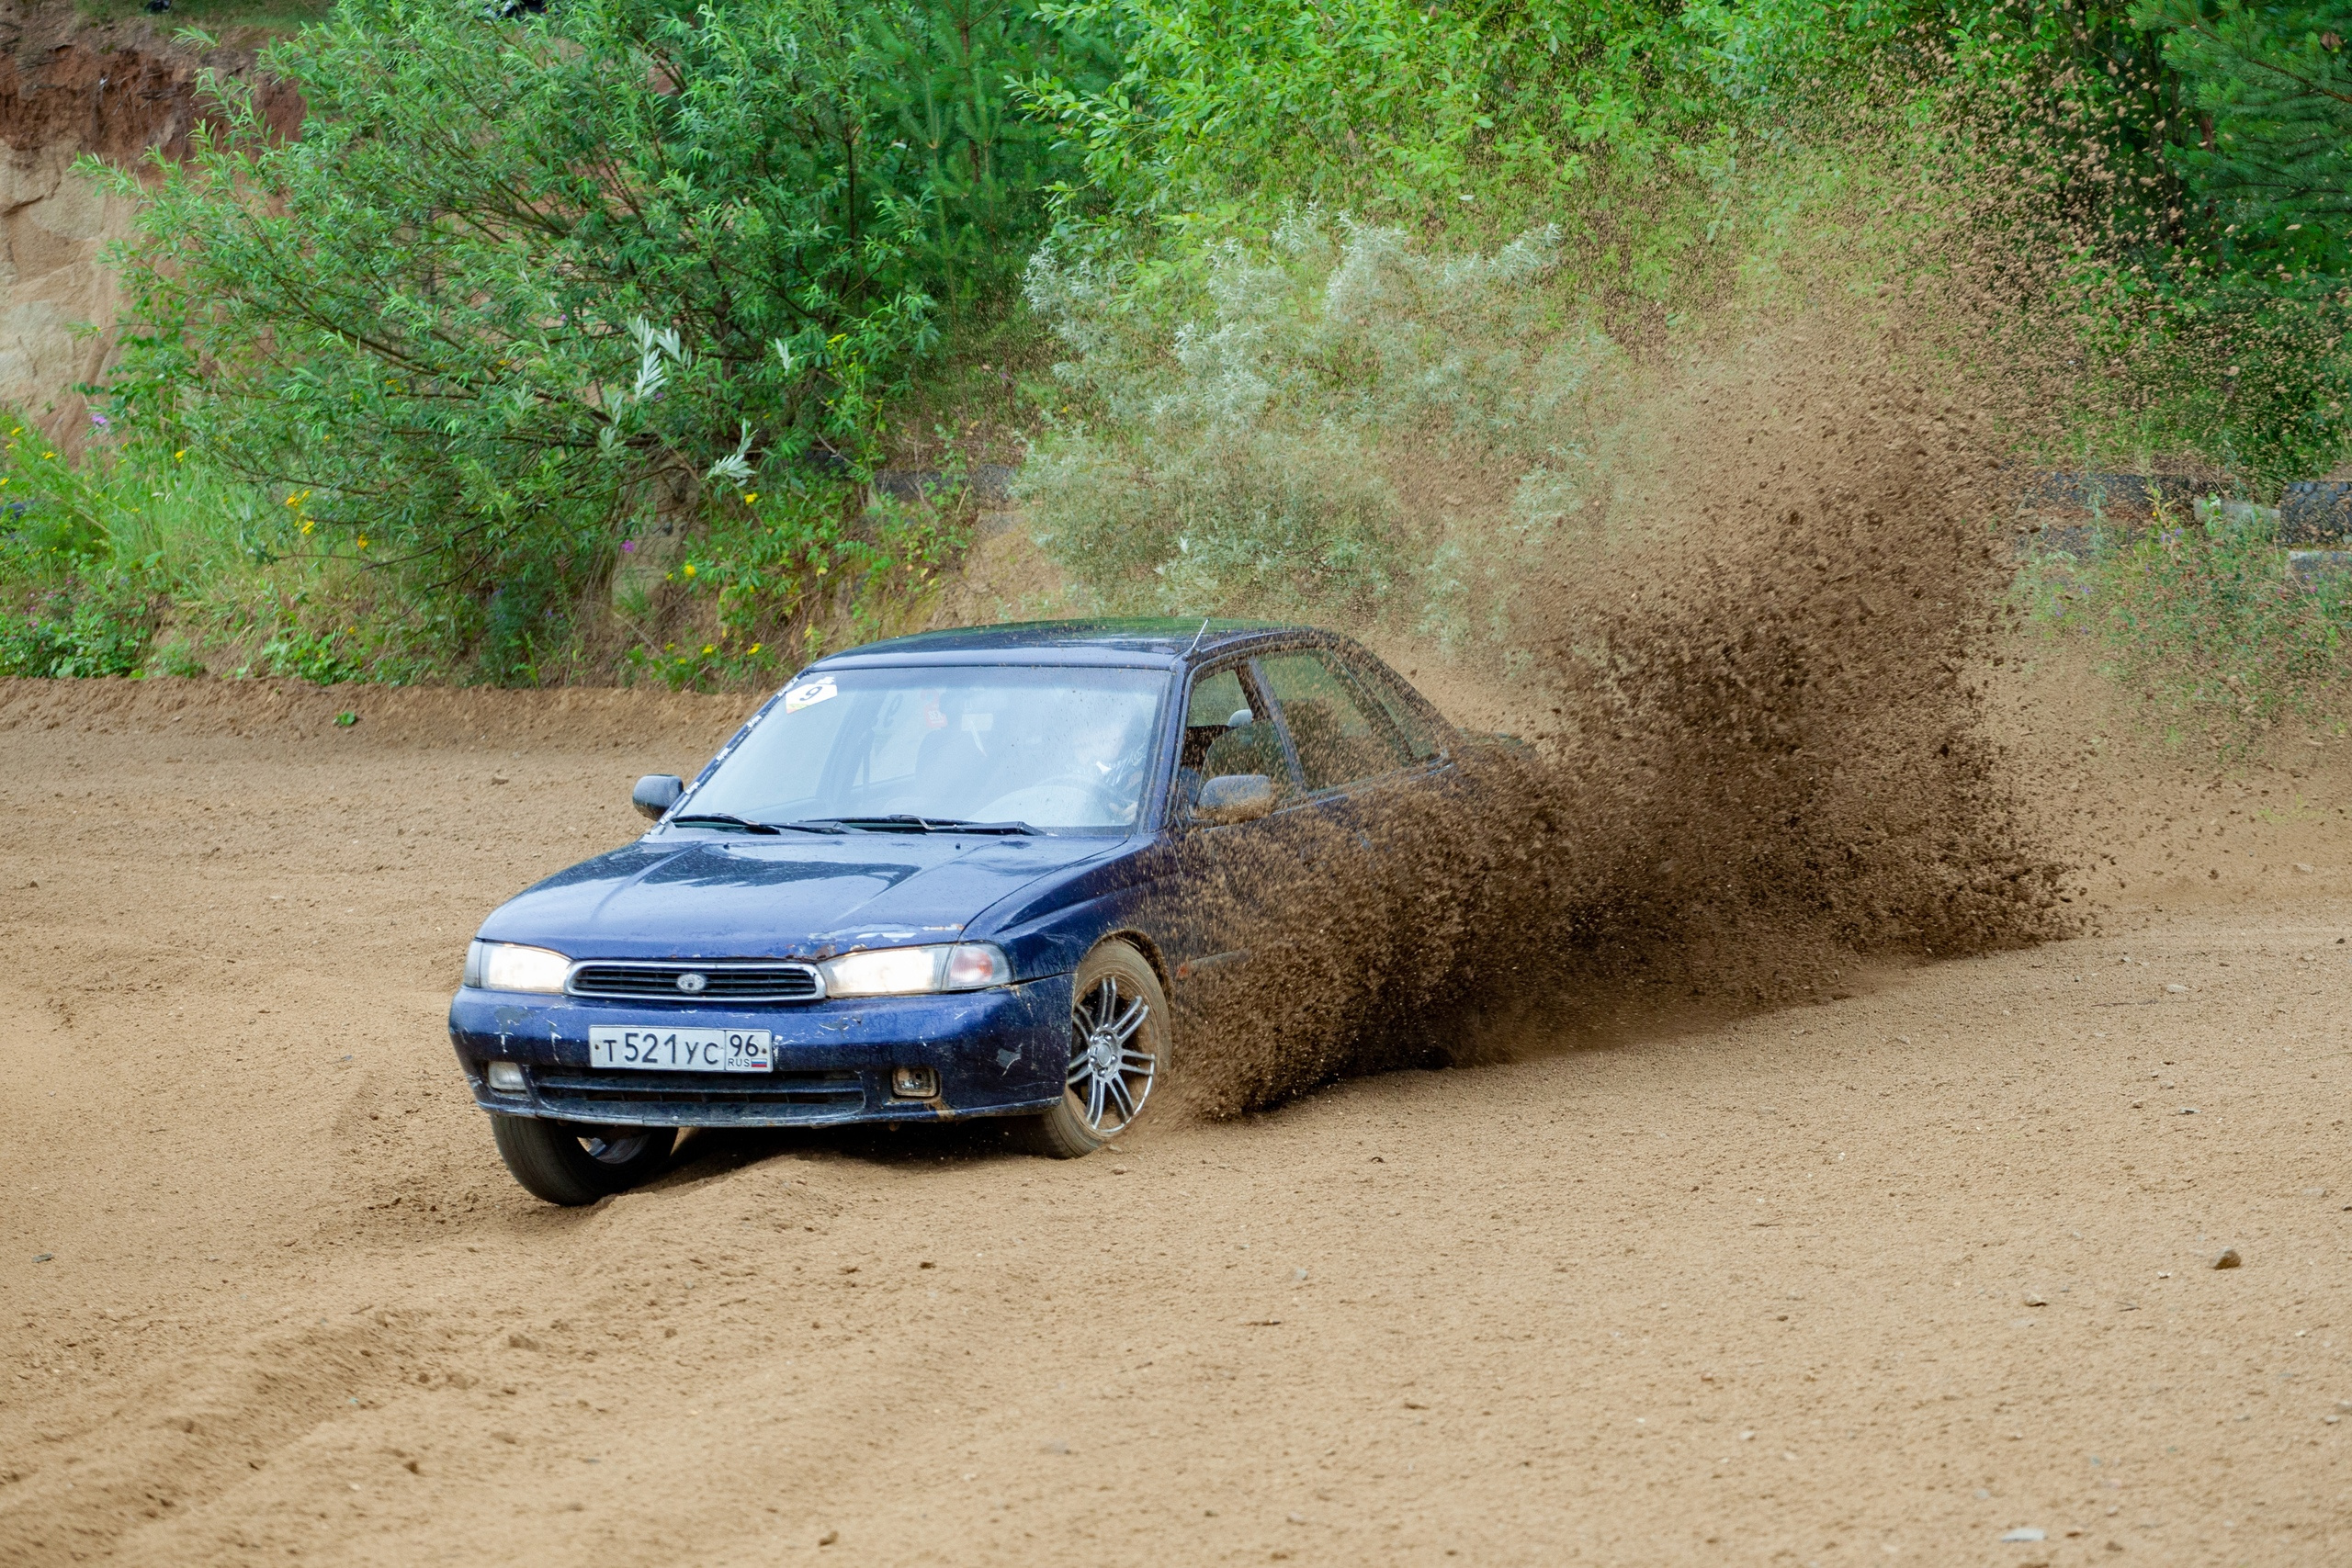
left=465, top=940, right=572, bottom=994
left=818, top=942, right=1011, bottom=998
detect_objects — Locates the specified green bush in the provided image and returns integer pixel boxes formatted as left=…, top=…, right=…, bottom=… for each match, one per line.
left=2135, top=0, right=2352, bottom=272
left=1023, top=0, right=2352, bottom=488
left=2032, top=504, right=2352, bottom=730
left=89, top=0, right=1108, bottom=680
left=615, top=483, right=962, bottom=691
left=1023, top=0, right=1737, bottom=227
left=0, top=0, right=2327, bottom=702
left=0, top=572, right=161, bottom=678
left=257, top=623, right=366, bottom=685
left=1938, top=0, right=2352, bottom=480
left=1020, top=212, right=1626, bottom=632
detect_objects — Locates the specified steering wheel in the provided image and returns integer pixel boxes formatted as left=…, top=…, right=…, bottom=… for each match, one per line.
left=978, top=770, right=1133, bottom=825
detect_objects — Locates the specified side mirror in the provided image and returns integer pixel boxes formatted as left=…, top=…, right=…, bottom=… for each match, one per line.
left=632, top=773, right=684, bottom=820
left=1194, top=773, right=1276, bottom=826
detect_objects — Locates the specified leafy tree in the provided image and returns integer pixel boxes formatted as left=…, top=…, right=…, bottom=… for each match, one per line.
left=93, top=0, right=1102, bottom=676
left=1021, top=0, right=1723, bottom=225
left=864, top=0, right=1118, bottom=312
left=2137, top=0, right=2352, bottom=268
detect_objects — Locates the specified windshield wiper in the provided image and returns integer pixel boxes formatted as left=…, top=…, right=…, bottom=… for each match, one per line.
left=667, top=812, right=844, bottom=836
left=821, top=815, right=1039, bottom=836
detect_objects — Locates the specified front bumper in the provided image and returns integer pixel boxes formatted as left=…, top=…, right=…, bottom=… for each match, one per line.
left=447, top=976, right=1071, bottom=1129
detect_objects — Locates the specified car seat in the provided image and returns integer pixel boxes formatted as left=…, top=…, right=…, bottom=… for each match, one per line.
left=910, top=724, right=989, bottom=812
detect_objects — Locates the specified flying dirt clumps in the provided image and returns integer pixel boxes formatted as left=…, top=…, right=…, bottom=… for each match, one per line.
left=1172, top=348, right=2076, bottom=1119
left=1528, top=361, right=2078, bottom=956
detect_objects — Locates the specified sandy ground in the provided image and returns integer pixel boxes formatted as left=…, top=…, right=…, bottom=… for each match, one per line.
left=3, top=669, right=2350, bottom=1567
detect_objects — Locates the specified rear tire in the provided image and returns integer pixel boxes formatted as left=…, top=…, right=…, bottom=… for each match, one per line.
left=491, top=1114, right=674, bottom=1205
left=1015, top=941, right=1170, bottom=1159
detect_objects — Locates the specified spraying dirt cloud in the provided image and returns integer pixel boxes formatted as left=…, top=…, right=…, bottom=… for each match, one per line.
left=1170, top=320, right=2080, bottom=1118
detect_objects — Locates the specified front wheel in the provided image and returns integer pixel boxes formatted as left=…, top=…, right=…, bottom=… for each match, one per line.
left=490, top=1114, right=675, bottom=1205
left=1015, top=941, right=1170, bottom=1158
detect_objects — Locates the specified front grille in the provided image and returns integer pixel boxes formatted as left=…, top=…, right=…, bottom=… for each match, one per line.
left=534, top=1067, right=865, bottom=1116
left=567, top=961, right=821, bottom=1003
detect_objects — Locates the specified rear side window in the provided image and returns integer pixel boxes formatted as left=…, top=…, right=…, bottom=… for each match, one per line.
left=1347, top=655, right=1447, bottom=761
left=1258, top=650, right=1409, bottom=792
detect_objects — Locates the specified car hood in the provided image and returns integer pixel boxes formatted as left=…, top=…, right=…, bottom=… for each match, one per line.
left=475, top=832, right=1122, bottom=960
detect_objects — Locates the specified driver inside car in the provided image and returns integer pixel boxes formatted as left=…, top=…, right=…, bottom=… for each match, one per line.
left=1068, top=705, right=1153, bottom=825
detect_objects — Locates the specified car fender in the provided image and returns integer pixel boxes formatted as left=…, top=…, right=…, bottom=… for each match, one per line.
left=967, top=836, right=1170, bottom=983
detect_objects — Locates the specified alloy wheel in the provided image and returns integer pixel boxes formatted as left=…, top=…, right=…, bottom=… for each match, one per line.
left=1065, top=974, right=1155, bottom=1135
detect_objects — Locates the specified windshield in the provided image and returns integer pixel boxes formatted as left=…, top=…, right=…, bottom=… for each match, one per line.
left=679, top=665, right=1171, bottom=833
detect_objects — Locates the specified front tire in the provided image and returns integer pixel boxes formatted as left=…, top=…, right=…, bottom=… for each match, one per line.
left=1016, top=941, right=1170, bottom=1158
left=491, top=1115, right=675, bottom=1205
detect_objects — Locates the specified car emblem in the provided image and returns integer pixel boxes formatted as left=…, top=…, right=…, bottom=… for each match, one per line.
left=675, top=972, right=707, bottom=994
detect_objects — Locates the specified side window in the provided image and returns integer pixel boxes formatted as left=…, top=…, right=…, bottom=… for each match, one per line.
left=1347, top=654, right=1447, bottom=761
left=1186, top=667, right=1250, bottom=731
left=1182, top=665, right=1291, bottom=814
left=1258, top=649, right=1409, bottom=792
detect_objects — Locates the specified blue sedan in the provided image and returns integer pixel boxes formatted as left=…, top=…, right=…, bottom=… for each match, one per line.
left=449, top=618, right=1463, bottom=1203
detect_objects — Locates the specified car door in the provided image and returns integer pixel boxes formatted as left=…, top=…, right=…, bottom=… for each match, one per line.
left=1247, top=645, right=1455, bottom=1060
left=1145, top=658, right=1321, bottom=1058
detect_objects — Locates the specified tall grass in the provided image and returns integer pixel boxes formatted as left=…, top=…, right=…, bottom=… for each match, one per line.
left=2022, top=502, right=2352, bottom=739
left=0, top=420, right=458, bottom=682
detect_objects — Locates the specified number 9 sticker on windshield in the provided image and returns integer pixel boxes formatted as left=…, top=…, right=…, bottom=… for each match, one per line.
left=784, top=677, right=836, bottom=713
left=588, top=1026, right=774, bottom=1072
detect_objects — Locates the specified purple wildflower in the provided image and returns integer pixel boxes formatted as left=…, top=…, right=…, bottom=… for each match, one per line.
left=622, top=539, right=637, bottom=553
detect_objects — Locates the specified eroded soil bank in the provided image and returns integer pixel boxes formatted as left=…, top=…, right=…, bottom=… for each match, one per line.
left=0, top=1, right=300, bottom=446
left=2, top=669, right=2349, bottom=1564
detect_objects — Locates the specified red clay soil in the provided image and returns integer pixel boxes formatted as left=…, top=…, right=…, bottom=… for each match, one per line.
left=0, top=1, right=301, bottom=164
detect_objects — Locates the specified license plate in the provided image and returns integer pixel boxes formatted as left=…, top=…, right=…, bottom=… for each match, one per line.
left=588, top=1026, right=774, bottom=1073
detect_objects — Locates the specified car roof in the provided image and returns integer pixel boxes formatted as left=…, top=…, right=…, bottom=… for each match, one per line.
left=808, top=618, right=1333, bottom=671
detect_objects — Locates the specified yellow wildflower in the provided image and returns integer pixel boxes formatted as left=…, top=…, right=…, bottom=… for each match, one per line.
left=356, top=536, right=368, bottom=549
left=701, top=644, right=715, bottom=656
left=748, top=643, right=762, bottom=655
left=174, top=449, right=187, bottom=462
left=682, top=563, right=695, bottom=578
left=300, top=519, right=315, bottom=536
left=741, top=492, right=758, bottom=504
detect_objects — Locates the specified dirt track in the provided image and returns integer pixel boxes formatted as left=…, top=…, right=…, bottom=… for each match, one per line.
left=4, top=672, right=2350, bottom=1566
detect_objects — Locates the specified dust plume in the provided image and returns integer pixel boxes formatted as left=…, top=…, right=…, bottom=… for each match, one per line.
left=1171, top=320, right=2080, bottom=1118
left=1015, top=96, right=2149, bottom=1116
